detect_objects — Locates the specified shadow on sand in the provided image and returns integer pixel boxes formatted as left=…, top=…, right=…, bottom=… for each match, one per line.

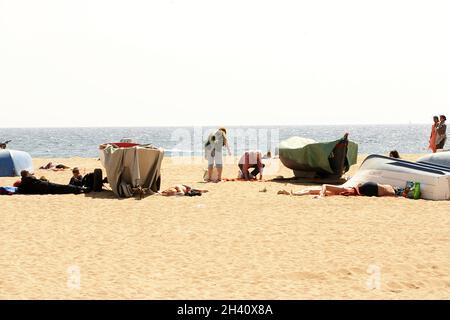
left=269, top=175, right=348, bottom=186
left=82, top=188, right=156, bottom=200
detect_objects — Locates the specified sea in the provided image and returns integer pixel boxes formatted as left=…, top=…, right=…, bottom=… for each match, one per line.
left=0, top=124, right=431, bottom=158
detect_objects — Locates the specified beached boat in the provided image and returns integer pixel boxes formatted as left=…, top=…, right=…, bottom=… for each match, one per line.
left=98, top=142, right=164, bottom=198
left=278, top=133, right=358, bottom=179
left=343, top=154, right=450, bottom=200
left=417, top=151, right=450, bottom=168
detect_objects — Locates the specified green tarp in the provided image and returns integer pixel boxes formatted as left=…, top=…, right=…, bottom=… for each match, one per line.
left=279, top=136, right=358, bottom=174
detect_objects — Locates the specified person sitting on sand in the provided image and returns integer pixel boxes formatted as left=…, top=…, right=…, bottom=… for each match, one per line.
left=389, top=150, right=401, bottom=159
left=18, top=170, right=89, bottom=195
left=238, top=150, right=265, bottom=180
left=69, top=167, right=83, bottom=187
left=160, top=184, right=208, bottom=197
left=278, top=181, right=398, bottom=197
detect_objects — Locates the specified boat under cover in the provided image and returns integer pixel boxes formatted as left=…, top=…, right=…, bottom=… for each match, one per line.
left=278, top=134, right=358, bottom=178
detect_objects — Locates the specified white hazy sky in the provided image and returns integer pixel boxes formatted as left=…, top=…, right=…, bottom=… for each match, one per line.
left=0, top=0, right=449, bottom=127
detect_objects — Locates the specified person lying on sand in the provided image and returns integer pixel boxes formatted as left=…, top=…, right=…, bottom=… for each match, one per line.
left=278, top=182, right=398, bottom=197
left=39, top=162, right=70, bottom=170
left=160, top=184, right=208, bottom=197
left=17, top=170, right=90, bottom=195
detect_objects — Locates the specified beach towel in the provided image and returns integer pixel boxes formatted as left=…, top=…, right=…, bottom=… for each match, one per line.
left=0, top=186, right=18, bottom=195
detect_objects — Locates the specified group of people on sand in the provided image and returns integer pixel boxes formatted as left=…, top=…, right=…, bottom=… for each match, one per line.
left=429, top=115, right=447, bottom=153
left=9, top=166, right=103, bottom=195
left=13, top=170, right=90, bottom=195
left=199, top=127, right=423, bottom=199
left=6, top=123, right=445, bottom=199
left=203, top=127, right=268, bottom=183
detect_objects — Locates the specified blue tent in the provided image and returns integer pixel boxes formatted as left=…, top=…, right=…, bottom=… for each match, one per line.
left=0, top=150, right=34, bottom=177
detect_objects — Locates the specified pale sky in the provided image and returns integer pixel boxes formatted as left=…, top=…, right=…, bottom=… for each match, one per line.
left=0, top=0, right=449, bottom=127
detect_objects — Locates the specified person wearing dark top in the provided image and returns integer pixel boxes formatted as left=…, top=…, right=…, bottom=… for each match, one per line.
left=18, top=170, right=88, bottom=195
left=389, top=150, right=400, bottom=159
left=436, top=115, right=447, bottom=150
left=69, top=167, right=83, bottom=187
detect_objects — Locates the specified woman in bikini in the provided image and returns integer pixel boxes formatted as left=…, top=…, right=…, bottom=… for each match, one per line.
left=160, top=184, right=209, bottom=197
left=278, top=182, right=398, bottom=197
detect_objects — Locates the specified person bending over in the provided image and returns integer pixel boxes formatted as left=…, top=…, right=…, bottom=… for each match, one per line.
left=238, top=150, right=265, bottom=180
left=204, top=128, right=232, bottom=182
left=278, top=182, right=397, bottom=197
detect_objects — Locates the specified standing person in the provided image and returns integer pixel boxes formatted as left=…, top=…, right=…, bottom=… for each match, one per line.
left=238, top=150, right=265, bottom=180
left=204, top=127, right=232, bottom=182
left=428, top=116, right=439, bottom=153
left=435, top=115, right=447, bottom=150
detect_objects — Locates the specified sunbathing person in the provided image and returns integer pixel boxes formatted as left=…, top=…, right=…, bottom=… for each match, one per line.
left=17, top=170, right=89, bottom=195
left=278, top=182, right=398, bottom=197
left=39, top=162, right=70, bottom=170
left=160, top=184, right=208, bottom=197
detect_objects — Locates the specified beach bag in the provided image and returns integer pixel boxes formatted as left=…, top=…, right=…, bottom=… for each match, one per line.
left=82, top=173, right=94, bottom=189
left=82, top=169, right=103, bottom=192
left=118, top=182, right=133, bottom=197
left=403, top=181, right=421, bottom=199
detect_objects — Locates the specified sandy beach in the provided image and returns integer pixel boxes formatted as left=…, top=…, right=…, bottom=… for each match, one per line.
left=0, top=154, right=449, bottom=299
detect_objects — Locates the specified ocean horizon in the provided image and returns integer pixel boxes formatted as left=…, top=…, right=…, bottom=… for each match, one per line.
left=0, top=124, right=433, bottom=158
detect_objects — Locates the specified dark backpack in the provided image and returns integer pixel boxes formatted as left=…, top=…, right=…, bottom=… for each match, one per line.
left=82, top=169, right=103, bottom=192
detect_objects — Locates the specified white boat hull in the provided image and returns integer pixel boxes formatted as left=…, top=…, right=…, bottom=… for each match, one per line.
left=343, top=155, right=450, bottom=200
left=417, top=151, right=450, bottom=167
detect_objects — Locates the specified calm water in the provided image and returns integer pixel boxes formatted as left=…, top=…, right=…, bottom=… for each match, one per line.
left=0, top=125, right=431, bottom=158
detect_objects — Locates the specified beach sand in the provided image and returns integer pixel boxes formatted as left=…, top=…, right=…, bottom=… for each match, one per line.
left=0, top=154, right=449, bottom=299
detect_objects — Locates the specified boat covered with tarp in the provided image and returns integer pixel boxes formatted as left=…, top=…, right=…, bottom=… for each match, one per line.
left=278, top=133, right=358, bottom=179
left=99, top=142, right=164, bottom=198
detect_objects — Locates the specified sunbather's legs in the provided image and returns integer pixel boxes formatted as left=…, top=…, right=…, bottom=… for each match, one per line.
left=291, top=189, right=321, bottom=196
